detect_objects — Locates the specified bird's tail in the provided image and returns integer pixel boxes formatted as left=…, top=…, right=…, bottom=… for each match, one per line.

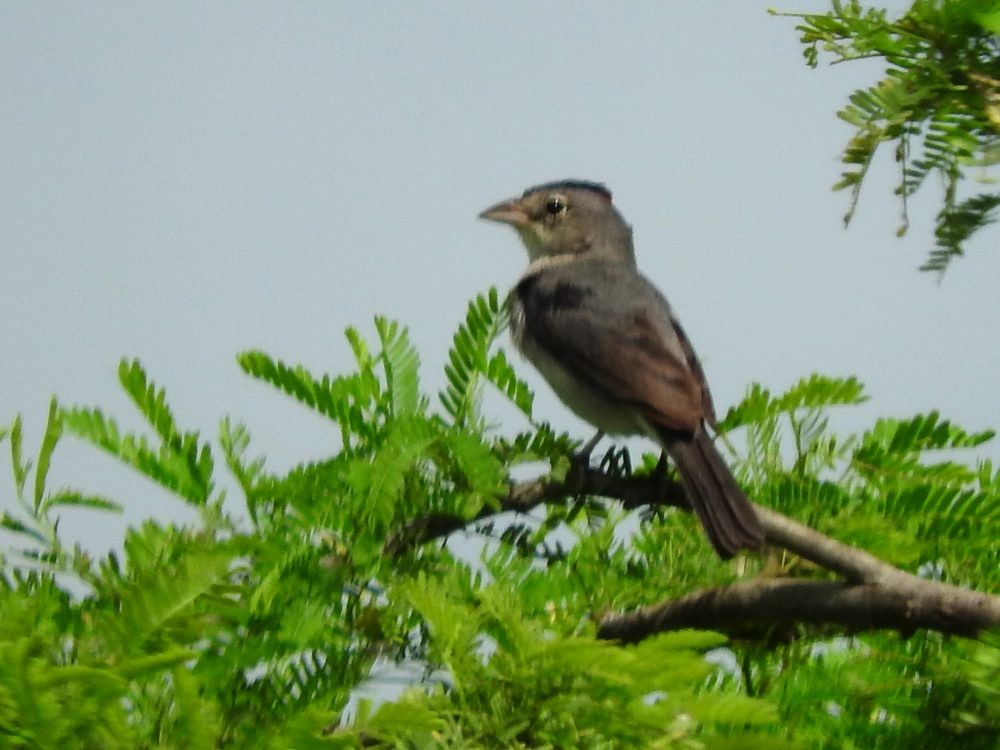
left=663, top=431, right=764, bottom=559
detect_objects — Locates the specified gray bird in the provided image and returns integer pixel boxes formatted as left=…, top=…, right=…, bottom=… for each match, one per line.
left=479, top=179, right=764, bottom=558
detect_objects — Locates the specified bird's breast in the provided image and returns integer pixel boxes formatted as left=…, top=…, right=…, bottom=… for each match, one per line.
left=507, top=286, right=646, bottom=437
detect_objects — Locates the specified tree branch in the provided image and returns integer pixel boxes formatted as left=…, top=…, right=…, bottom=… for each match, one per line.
left=597, top=579, right=1000, bottom=642
left=382, top=464, right=686, bottom=556
left=384, top=466, right=1000, bottom=639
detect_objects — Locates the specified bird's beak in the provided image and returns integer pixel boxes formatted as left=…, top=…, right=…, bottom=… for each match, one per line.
left=478, top=198, right=530, bottom=228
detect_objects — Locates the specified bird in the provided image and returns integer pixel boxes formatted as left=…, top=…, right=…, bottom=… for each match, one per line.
left=478, top=179, right=764, bottom=559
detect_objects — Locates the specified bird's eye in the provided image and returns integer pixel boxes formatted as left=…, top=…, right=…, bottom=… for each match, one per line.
left=545, top=196, right=567, bottom=216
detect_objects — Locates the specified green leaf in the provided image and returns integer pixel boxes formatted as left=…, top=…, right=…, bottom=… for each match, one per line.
left=60, top=406, right=213, bottom=506
left=786, top=2, right=1000, bottom=271
left=776, top=374, right=868, bottom=413
left=440, top=288, right=531, bottom=426
left=33, top=397, right=62, bottom=513
left=118, top=359, right=179, bottom=446
left=95, top=545, right=232, bottom=655
left=683, top=692, right=779, bottom=726
left=44, top=491, right=123, bottom=513
left=10, top=414, right=28, bottom=496
left=0, top=511, right=46, bottom=544
left=238, top=349, right=378, bottom=447
left=440, top=427, right=506, bottom=513
left=219, top=417, right=265, bottom=508
left=375, top=316, right=423, bottom=418
left=924, top=192, right=1000, bottom=275
left=361, top=695, right=447, bottom=738
left=973, top=7, right=1000, bottom=34
left=487, top=347, right=534, bottom=418
left=861, top=412, right=995, bottom=454
left=721, top=374, right=867, bottom=430
left=344, top=420, right=435, bottom=527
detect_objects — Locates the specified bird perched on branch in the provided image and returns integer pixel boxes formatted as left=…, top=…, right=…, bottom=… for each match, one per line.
left=479, top=180, right=763, bottom=558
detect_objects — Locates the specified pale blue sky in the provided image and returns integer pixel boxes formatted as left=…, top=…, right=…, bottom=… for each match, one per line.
left=3, top=2, right=998, bottom=555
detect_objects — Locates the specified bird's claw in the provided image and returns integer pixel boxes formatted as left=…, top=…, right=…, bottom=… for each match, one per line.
left=577, top=430, right=605, bottom=462
left=566, top=430, right=605, bottom=490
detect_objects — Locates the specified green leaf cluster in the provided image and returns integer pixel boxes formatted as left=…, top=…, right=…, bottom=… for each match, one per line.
left=779, top=0, right=1000, bottom=272
left=0, top=290, right=997, bottom=747
left=344, top=581, right=783, bottom=749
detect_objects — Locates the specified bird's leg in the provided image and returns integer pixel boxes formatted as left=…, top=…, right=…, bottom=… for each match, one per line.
left=654, top=451, right=669, bottom=475
left=639, top=451, right=680, bottom=521
left=577, top=429, right=605, bottom=463
left=566, top=429, right=605, bottom=492
left=653, top=451, right=674, bottom=493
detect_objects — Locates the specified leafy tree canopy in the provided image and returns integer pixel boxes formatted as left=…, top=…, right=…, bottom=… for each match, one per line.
left=778, top=0, right=1000, bottom=273
left=1, top=290, right=998, bottom=748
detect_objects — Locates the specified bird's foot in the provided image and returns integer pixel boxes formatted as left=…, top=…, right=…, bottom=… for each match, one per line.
left=565, top=430, right=604, bottom=491
left=577, top=429, right=605, bottom=462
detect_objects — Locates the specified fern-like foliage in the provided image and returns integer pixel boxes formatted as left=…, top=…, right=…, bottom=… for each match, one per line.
left=717, top=373, right=1000, bottom=572
left=92, top=533, right=232, bottom=656
left=719, top=374, right=867, bottom=481
left=852, top=411, right=999, bottom=554
left=927, top=191, right=1000, bottom=272
left=3, top=295, right=999, bottom=748
left=237, top=346, right=380, bottom=450
left=440, top=287, right=534, bottom=427
left=1, top=399, right=120, bottom=564
left=374, top=316, right=424, bottom=419
left=338, top=580, right=787, bottom=749
left=60, top=360, right=216, bottom=506
left=778, top=0, right=1000, bottom=273
left=218, top=417, right=265, bottom=517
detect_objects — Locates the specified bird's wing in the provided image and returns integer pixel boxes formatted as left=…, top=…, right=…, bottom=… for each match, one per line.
left=515, top=262, right=708, bottom=435
left=670, top=318, right=717, bottom=427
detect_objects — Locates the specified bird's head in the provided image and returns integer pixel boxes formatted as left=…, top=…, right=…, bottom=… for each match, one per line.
left=479, top=180, right=634, bottom=264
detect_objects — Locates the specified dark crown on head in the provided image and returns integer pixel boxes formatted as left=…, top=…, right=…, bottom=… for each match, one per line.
left=522, top=180, right=612, bottom=202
